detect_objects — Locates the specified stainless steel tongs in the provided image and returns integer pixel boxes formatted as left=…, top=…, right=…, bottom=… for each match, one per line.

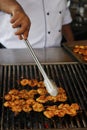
left=23, top=39, right=58, bottom=96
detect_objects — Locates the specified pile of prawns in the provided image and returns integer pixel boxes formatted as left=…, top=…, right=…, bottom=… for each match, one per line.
left=4, top=78, right=80, bottom=118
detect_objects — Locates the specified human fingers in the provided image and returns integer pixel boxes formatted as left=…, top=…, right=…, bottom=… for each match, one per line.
left=17, top=27, right=30, bottom=40
left=15, top=23, right=30, bottom=39
left=10, top=11, right=31, bottom=39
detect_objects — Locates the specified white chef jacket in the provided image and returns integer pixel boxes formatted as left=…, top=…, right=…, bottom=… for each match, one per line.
left=0, top=0, right=72, bottom=48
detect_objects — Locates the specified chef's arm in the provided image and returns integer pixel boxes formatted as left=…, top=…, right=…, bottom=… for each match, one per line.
left=62, top=24, right=74, bottom=42
left=0, top=0, right=31, bottom=40
left=0, top=0, right=23, bottom=14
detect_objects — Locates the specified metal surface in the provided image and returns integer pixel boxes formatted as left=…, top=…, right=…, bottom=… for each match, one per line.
left=0, top=63, right=87, bottom=130
left=62, top=40, right=87, bottom=63
left=0, top=48, right=77, bottom=65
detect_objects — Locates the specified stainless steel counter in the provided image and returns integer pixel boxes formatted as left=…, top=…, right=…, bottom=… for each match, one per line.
left=0, top=47, right=77, bottom=65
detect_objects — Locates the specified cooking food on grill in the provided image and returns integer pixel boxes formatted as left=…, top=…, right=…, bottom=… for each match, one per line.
left=3, top=79, right=80, bottom=118
left=22, top=104, right=32, bottom=112
left=36, top=95, right=48, bottom=103
left=11, top=105, right=22, bottom=113
left=3, top=101, right=10, bottom=107
left=73, top=45, right=87, bottom=61
left=8, top=89, right=19, bottom=95
left=26, top=98, right=36, bottom=106
left=27, top=90, right=38, bottom=98
left=20, top=78, right=38, bottom=87
left=46, top=93, right=67, bottom=102
left=37, top=88, right=48, bottom=95
left=28, top=79, right=38, bottom=87
left=43, top=103, right=80, bottom=118
left=58, top=87, right=66, bottom=94
left=37, top=81, right=45, bottom=88
left=55, top=109, right=66, bottom=117
left=4, top=94, right=12, bottom=101
left=32, top=102, right=44, bottom=112
left=20, top=78, right=45, bottom=88
left=4, top=86, right=67, bottom=103
left=3, top=86, right=67, bottom=113
left=56, top=93, right=67, bottom=102
left=19, top=90, right=29, bottom=99
left=43, top=110, right=55, bottom=118
left=70, top=103, right=80, bottom=110
left=20, top=79, right=29, bottom=86
left=46, top=105, right=58, bottom=111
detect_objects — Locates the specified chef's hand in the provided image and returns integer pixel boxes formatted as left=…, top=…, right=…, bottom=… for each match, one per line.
left=10, top=8, right=31, bottom=40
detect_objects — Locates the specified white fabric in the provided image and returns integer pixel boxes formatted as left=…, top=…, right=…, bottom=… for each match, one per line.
left=0, top=0, right=72, bottom=48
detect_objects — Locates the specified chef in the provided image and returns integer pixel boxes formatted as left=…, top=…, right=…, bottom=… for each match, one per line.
left=0, top=0, right=74, bottom=48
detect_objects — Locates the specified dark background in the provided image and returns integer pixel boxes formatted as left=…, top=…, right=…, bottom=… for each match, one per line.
left=69, top=0, right=87, bottom=41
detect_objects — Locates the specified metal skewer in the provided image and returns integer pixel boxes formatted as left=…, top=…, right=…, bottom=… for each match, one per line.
left=23, top=39, right=58, bottom=96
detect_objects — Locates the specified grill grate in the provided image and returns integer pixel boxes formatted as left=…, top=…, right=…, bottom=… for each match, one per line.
left=0, top=63, right=87, bottom=130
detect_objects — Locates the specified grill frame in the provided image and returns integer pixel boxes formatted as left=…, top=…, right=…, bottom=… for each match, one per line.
left=0, top=63, right=87, bottom=130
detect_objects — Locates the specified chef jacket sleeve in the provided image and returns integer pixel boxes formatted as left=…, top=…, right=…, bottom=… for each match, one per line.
left=62, top=8, right=72, bottom=25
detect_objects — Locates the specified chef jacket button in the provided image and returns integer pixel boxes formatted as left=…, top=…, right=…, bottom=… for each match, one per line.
left=59, top=11, right=62, bottom=14
left=59, top=30, right=61, bottom=32
left=47, top=12, right=50, bottom=15
left=48, top=31, right=51, bottom=34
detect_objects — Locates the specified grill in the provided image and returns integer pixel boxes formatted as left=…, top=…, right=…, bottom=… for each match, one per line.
left=0, top=63, right=87, bottom=130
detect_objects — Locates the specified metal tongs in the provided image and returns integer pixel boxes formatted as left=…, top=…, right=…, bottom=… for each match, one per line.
left=23, top=39, right=58, bottom=96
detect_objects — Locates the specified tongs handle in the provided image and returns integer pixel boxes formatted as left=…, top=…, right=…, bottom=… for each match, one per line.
left=24, top=39, right=48, bottom=80
left=23, top=39, right=58, bottom=96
